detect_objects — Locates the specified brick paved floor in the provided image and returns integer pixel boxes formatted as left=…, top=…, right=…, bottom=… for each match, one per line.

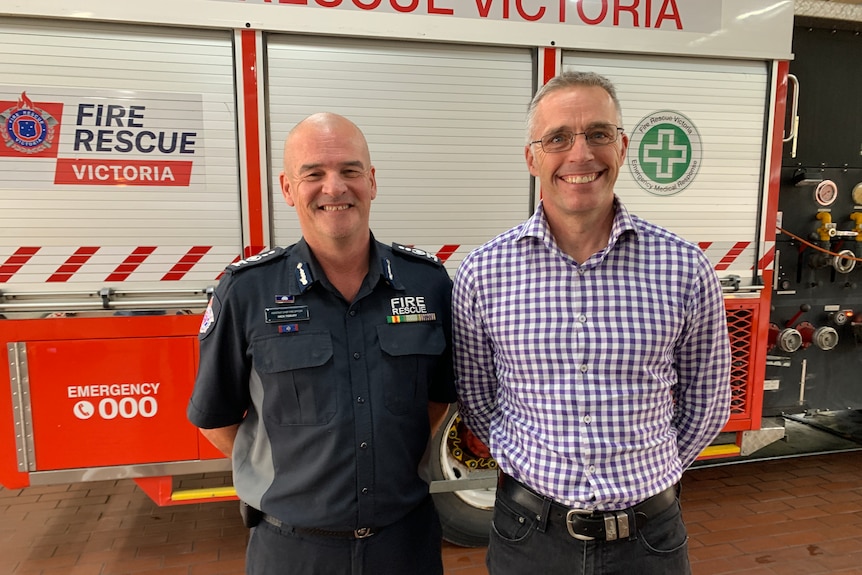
left=3, top=450, right=862, bottom=574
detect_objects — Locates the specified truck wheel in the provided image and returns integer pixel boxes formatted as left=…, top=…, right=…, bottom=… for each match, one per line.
left=430, top=405, right=496, bottom=548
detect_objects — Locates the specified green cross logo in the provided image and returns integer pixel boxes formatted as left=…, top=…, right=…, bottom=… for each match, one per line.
left=627, top=111, right=702, bottom=196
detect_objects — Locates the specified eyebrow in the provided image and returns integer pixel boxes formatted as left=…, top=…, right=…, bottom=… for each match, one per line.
left=298, top=160, right=366, bottom=173
left=543, top=121, right=616, bottom=134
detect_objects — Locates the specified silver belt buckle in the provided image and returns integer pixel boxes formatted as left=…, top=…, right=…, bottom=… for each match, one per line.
left=354, top=527, right=374, bottom=539
left=565, top=509, right=595, bottom=541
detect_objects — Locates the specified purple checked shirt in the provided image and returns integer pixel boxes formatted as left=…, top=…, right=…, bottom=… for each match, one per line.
left=452, top=198, right=731, bottom=511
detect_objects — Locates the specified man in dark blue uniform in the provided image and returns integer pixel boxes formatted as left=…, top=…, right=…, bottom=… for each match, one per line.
left=187, top=113, right=455, bottom=575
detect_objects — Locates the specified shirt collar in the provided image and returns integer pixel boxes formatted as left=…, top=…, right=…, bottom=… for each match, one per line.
left=288, top=238, right=319, bottom=295
left=517, top=196, right=639, bottom=254
left=288, top=233, right=403, bottom=295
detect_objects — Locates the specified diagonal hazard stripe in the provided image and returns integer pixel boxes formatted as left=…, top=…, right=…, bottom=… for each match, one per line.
left=435, top=244, right=460, bottom=264
left=47, top=247, right=100, bottom=282
left=756, top=244, right=776, bottom=271
left=0, top=247, right=41, bottom=283
left=162, top=246, right=213, bottom=281
left=105, top=247, right=157, bottom=282
left=715, top=241, right=751, bottom=271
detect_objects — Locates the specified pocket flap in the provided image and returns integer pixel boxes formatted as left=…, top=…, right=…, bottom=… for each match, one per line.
left=252, top=332, right=333, bottom=373
left=377, top=323, right=445, bottom=357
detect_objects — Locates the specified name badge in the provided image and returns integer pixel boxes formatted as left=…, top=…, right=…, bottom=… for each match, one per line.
left=265, top=306, right=310, bottom=323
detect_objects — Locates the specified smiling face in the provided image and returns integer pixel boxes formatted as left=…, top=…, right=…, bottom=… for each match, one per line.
left=525, top=86, right=628, bottom=224
left=279, top=114, right=377, bottom=249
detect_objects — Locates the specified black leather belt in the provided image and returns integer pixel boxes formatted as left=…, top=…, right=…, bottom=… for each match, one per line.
left=498, top=473, right=677, bottom=542
left=262, top=514, right=376, bottom=540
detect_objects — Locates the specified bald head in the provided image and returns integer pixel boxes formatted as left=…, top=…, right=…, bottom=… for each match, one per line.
left=284, top=112, right=371, bottom=172
left=278, top=113, right=378, bottom=250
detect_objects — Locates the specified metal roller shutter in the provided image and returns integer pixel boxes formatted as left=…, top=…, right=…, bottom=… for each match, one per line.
left=266, top=35, right=533, bottom=273
left=0, top=18, right=240, bottom=294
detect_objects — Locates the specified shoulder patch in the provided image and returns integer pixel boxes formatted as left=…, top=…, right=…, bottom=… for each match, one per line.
left=224, top=248, right=284, bottom=275
left=391, top=243, right=443, bottom=266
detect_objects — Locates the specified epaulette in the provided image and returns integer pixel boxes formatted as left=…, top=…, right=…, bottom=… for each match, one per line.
left=391, top=242, right=443, bottom=266
left=224, top=247, right=285, bottom=275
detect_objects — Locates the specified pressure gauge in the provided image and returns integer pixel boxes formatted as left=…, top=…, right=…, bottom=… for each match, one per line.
left=853, top=182, right=862, bottom=206
left=814, top=180, right=838, bottom=206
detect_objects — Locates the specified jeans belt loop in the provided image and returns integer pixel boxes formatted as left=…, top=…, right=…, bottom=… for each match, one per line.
left=536, top=498, right=552, bottom=533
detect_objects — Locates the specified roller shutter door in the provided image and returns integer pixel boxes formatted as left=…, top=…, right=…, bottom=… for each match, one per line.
left=266, top=35, right=533, bottom=273
left=0, top=18, right=240, bottom=293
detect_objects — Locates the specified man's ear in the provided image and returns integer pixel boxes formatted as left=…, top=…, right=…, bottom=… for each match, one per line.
left=525, top=145, right=539, bottom=177
left=368, top=166, right=377, bottom=201
left=617, top=132, right=630, bottom=162
left=279, top=171, right=296, bottom=207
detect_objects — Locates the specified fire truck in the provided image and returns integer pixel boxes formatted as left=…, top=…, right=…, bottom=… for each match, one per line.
left=1, top=0, right=859, bottom=547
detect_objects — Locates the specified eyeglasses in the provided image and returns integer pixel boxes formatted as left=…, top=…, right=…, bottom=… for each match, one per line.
left=530, top=124, right=624, bottom=153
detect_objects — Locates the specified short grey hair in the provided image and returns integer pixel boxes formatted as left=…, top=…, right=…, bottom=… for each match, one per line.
left=526, top=71, right=623, bottom=143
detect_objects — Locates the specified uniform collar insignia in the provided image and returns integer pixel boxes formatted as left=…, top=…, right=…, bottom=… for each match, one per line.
left=381, top=257, right=404, bottom=290
left=295, top=262, right=314, bottom=293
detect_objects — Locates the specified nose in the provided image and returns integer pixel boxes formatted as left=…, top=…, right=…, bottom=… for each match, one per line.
left=321, top=171, right=349, bottom=195
left=564, top=133, right=595, bottom=161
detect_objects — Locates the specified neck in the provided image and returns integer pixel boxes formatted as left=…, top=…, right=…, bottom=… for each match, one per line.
left=307, top=232, right=372, bottom=301
left=546, top=207, right=614, bottom=264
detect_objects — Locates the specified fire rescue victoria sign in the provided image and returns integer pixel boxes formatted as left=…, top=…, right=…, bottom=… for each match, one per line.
left=0, top=88, right=203, bottom=187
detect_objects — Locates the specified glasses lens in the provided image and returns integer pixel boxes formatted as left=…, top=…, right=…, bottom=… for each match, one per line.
left=541, top=133, right=573, bottom=153
left=585, top=125, right=618, bottom=146
left=539, top=126, right=620, bottom=152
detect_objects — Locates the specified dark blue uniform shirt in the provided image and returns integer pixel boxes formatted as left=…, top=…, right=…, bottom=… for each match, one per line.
left=187, top=237, right=456, bottom=530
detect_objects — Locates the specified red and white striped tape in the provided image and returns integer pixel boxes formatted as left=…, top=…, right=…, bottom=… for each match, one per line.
left=1, top=242, right=768, bottom=283
left=0, top=244, right=465, bottom=283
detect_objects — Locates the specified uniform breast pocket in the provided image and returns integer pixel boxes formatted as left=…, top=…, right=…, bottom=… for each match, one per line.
left=251, top=332, right=336, bottom=426
left=376, top=323, right=446, bottom=415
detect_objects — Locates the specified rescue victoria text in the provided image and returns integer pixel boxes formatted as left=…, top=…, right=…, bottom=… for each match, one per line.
left=54, top=103, right=197, bottom=187
left=247, top=0, right=686, bottom=29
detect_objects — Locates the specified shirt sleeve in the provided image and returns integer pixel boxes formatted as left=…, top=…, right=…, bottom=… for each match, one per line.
left=672, top=253, right=733, bottom=468
left=187, top=280, right=252, bottom=429
left=451, top=255, right=498, bottom=445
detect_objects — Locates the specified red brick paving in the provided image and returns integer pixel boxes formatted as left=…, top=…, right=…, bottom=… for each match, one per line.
left=2, top=450, right=862, bottom=574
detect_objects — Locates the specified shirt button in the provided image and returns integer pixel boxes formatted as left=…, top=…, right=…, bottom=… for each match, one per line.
left=580, top=364, right=588, bottom=373
left=353, top=352, right=361, bottom=359
left=588, top=465, right=596, bottom=473
left=357, top=396, right=365, bottom=404
left=360, top=442, right=368, bottom=449
left=579, top=315, right=587, bottom=323
left=361, top=487, right=369, bottom=494
left=349, top=310, right=357, bottom=317
left=578, top=268, right=586, bottom=275
left=583, top=415, right=592, bottom=424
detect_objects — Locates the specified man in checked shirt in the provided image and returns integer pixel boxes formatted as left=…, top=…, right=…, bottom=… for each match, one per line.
left=452, top=71, right=732, bottom=574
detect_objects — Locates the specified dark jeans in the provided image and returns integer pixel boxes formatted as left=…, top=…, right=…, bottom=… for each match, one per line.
left=246, top=495, right=443, bottom=575
left=487, top=485, right=691, bottom=575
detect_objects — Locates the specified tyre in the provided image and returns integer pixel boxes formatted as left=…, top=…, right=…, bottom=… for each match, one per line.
left=428, top=405, right=496, bottom=548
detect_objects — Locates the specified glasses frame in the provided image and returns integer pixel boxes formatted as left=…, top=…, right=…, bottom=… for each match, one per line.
left=530, top=125, right=625, bottom=153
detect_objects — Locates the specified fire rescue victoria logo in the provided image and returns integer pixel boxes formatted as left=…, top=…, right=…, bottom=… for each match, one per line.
left=0, top=92, right=63, bottom=158
left=627, top=110, right=702, bottom=197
